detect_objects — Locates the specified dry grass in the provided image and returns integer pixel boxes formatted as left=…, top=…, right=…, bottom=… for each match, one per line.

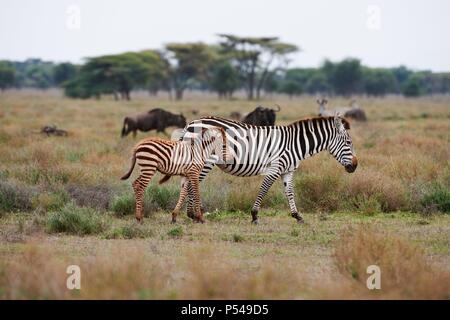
left=1, top=223, right=448, bottom=299
left=334, top=225, right=450, bottom=299
left=0, top=92, right=449, bottom=299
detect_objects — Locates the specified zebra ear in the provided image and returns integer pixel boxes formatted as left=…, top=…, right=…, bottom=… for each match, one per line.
left=334, top=113, right=345, bottom=133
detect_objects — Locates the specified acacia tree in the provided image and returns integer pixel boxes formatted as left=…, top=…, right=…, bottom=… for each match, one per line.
left=210, top=60, right=239, bottom=99
left=322, top=58, right=363, bottom=96
left=218, top=34, right=298, bottom=100
left=64, top=51, right=167, bottom=100
left=165, top=43, right=216, bottom=100
left=53, top=63, right=77, bottom=86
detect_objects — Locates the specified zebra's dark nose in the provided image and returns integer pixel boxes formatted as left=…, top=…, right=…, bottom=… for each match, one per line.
left=345, top=156, right=358, bottom=173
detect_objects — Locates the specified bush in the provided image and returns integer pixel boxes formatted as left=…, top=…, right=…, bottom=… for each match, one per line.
left=144, top=184, right=179, bottom=212
left=66, top=185, right=114, bottom=210
left=295, top=172, right=343, bottom=212
left=421, top=184, right=450, bottom=213
left=0, top=180, right=34, bottom=212
left=110, top=193, right=135, bottom=216
left=45, top=203, right=108, bottom=235
left=225, top=180, right=259, bottom=212
left=32, top=190, right=69, bottom=212
left=343, top=171, right=408, bottom=213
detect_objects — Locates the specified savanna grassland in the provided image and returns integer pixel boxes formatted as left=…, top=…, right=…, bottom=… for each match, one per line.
left=0, top=91, right=449, bottom=299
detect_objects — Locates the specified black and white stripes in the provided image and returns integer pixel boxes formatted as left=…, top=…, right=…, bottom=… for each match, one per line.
left=121, top=127, right=228, bottom=223
left=175, top=115, right=357, bottom=224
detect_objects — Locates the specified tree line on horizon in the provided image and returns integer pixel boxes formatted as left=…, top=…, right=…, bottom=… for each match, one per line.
left=1, top=34, right=449, bottom=100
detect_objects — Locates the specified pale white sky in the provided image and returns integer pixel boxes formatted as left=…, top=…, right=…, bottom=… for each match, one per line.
left=1, top=0, right=449, bottom=71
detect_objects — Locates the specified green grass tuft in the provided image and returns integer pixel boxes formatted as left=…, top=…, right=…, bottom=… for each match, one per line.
left=45, top=203, right=108, bottom=235
left=167, top=225, right=183, bottom=238
left=110, top=193, right=135, bottom=216
left=421, top=184, right=450, bottom=213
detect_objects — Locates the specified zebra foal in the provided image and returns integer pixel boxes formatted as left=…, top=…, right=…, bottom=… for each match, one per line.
left=121, top=127, right=228, bottom=223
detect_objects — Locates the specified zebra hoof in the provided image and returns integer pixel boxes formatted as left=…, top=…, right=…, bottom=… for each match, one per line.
left=251, top=219, right=259, bottom=225
left=171, top=219, right=177, bottom=224
left=296, top=217, right=305, bottom=224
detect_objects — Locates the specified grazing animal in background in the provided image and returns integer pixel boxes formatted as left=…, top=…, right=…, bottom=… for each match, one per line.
left=317, top=98, right=334, bottom=117
left=344, top=101, right=367, bottom=122
left=174, top=115, right=358, bottom=224
left=40, top=125, right=68, bottom=137
left=229, top=111, right=242, bottom=121
left=318, top=99, right=367, bottom=121
left=120, top=127, right=229, bottom=224
left=242, top=105, right=281, bottom=126
left=121, top=108, right=186, bottom=138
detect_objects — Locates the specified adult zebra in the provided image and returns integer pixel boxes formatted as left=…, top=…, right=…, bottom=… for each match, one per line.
left=169, top=114, right=357, bottom=224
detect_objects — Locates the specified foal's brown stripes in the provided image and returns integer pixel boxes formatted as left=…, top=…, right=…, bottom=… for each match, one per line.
left=121, top=128, right=228, bottom=223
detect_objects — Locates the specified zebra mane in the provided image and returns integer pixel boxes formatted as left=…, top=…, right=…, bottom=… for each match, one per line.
left=190, top=115, right=350, bottom=130
left=290, top=116, right=350, bottom=130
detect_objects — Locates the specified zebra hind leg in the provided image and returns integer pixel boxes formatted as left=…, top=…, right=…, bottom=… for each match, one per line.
left=132, top=170, right=155, bottom=223
left=281, top=172, right=304, bottom=224
left=251, top=173, right=280, bottom=225
left=187, top=172, right=204, bottom=224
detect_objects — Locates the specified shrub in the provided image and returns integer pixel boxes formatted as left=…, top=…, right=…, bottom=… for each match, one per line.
left=144, top=184, right=179, bottom=212
left=225, top=180, right=259, bottom=212
left=343, top=170, right=408, bottom=212
left=0, top=180, right=34, bottom=212
left=421, top=184, right=450, bottom=213
left=66, top=185, right=114, bottom=210
left=45, top=203, right=108, bottom=235
left=294, top=171, right=343, bottom=212
left=31, top=190, right=69, bottom=212
left=110, top=193, right=135, bottom=216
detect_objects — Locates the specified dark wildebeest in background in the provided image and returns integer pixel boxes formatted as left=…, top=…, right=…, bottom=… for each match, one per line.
left=121, top=108, right=187, bottom=138
left=242, top=105, right=281, bottom=126
left=40, top=125, right=68, bottom=137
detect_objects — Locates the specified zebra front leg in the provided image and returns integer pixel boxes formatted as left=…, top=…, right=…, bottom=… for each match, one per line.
left=281, top=172, right=304, bottom=224
left=251, top=172, right=280, bottom=224
left=172, top=177, right=189, bottom=223
left=132, top=171, right=154, bottom=223
left=185, top=159, right=216, bottom=218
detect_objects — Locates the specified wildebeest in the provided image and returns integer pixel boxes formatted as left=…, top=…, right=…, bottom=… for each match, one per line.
left=242, top=105, right=281, bottom=126
left=344, top=101, right=367, bottom=121
left=121, top=108, right=187, bottom=138
left=40, top=125, right=68, bottom=137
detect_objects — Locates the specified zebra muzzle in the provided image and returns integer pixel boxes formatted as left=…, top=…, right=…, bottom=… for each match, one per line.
left=345, top=157, right=358, bottom=173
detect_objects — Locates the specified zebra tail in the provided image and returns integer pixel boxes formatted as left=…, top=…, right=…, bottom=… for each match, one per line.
left=121, top=153, right=136, bottom=180
left=158, top=175, right=172, bottom=184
